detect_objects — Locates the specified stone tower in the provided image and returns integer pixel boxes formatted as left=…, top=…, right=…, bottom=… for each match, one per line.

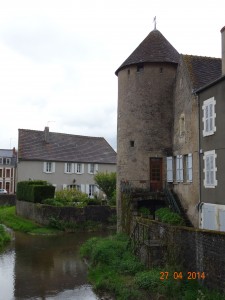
left=115, top=29, right=180, bottom=232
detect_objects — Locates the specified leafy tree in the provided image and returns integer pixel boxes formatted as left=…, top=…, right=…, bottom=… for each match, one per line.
left=94, top=172, right=116, bottom=200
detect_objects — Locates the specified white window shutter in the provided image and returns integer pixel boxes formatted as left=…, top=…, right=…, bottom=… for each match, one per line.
left=180, top=156, right=183, bottom=182
left=86, top=184, right=89, bottom=195
left=52, top=162, right=55, bottom=173
left=81, top=163, right=84, bottom=174
left=63, top=184, right=67, bottom=190
left=81, top=184, right=85, bottom=193
left=95, top=185, right=99, bottom=195
left=95, top=164, right=98, bottom=174
left=88, top=164, right=91, bottom=174
left=188, top=154, right=192, bottom=182
left=71, top=163, right=75, bottom=173
left=43, top=162, right=46, bottom=173
left=166, top=157, right=173, bottom=182
left=64, top=163, right=67, bottom=173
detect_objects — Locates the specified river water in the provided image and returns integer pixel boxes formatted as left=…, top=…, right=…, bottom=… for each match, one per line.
left=0, top=230, right=113, bottom=300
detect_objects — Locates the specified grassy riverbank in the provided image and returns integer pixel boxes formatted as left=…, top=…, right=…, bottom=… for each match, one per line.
left=0, top=224, right=11, bottom=249
left=0, top=206, right=60, bottom=235
left=80, top=234, right=225, bottom=300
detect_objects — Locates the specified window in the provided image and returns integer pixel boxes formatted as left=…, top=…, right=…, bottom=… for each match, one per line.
left=166, top=157, right=173, bottom=182
left=88, top=184, right=95, bottom=198
left=6, top=169, right=10, bottom=178
left=75, top=163, right=84, bottom=174
left=43, top=162, right=55, bottom=173
left=0, top=169, right=2, bottom=178
left=137, top=63, right=144, bottom=72
left=202, top=97, right=216, bottom=136
left=203, top=150, right=217, bottom=188
left=176, top=155, right=183, bottom=182
left=0, top=158, right=2, bottom=164
left=65, top=162, right=73, bottom=173
left=130, top=141, right=135, bottom=147
left=88, top=163, right=98, bottom=174
left=6, top=158, right=11, bottom=165
left=185, top=154, right=192, bottom=182
left=179, top=114, right=185, bottom=136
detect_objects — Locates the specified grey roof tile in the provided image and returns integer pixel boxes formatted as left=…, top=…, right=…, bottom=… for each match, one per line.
left=115, top=29, right=180, bottom=75
left=18, top=129, right=116, bottom=164
left=182, top=54, right=222, bottom=91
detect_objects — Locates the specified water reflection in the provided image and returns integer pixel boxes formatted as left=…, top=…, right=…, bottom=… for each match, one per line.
left=0, top=231, right=113, bottom=300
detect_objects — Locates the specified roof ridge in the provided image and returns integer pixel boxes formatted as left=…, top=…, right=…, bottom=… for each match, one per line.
left=19, top=128, right=104, bottom=140
left=181, top=54, right=221, bottom=60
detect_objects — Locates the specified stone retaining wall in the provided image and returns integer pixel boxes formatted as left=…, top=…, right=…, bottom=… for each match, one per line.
left=16, top=200, right=116, bottom=226
left=0, top=195, right=16, bottom=206
left=132, top=218, right=225, bottom=293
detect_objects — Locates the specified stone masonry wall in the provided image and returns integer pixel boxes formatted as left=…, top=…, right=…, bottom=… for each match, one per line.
left=0, top=194, right=16, bottom=206
left=16, top=200, right=116, bottom=226
left=132, top=218, right=225, bottom=293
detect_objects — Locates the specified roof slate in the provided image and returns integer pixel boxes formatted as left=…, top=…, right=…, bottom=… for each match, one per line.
left=18, top=129, right=117, bottom=164
left=115, top=29, right=180, bottom=75
left=182, top=54, right=222, bottom=91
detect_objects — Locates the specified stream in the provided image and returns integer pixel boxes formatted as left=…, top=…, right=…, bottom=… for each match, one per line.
left=0, top=230, right=114, bottom=300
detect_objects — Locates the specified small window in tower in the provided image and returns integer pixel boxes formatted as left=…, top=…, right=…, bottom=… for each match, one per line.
left=130, top=141, right=135, bottom=147
left=127, top=69, right=130, bottom=75
left=160, top=67, right=163, bottom=73
left=137, top=64, right=144, bottom=73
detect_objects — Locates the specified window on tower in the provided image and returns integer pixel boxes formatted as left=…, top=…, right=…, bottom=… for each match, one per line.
left=137, top=63, right=144, bottom=72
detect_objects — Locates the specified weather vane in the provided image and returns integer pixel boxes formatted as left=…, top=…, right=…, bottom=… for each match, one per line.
left=153, top=16, right=157, bottom=30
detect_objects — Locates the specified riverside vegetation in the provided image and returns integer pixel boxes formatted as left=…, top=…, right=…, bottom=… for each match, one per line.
left=80, top=234, right=225, bottom=300
left=0, top=224, right=11, bottom=249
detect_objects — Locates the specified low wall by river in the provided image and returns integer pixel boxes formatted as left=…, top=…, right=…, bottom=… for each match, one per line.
left=0, top=195, right=16, bottom=206
left=131, top=217, right=225, bottom=294
left=16, top=200, right=116, bottom=226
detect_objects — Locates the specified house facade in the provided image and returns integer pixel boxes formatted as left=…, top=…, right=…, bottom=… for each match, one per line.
left=196, top=27, right=225, bottom=230
left=116, top=26, right=224, bottom=232
left=0, top=148, right=17, bottom=194
left=17, top=127, right=116, bottom=197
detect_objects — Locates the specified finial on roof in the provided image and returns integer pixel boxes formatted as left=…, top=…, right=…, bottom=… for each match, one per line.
left=153, top=16, right=157, bottom=30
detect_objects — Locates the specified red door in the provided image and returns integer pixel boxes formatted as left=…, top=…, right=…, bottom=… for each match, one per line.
left=150, top=158, right=163, bottom=191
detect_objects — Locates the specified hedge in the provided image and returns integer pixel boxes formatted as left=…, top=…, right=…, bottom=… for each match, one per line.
left=17, top=180, right=55, bottom=203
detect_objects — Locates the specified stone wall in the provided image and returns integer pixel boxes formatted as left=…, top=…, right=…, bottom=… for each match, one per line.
left=16, top=200, right=116, bottom=226
left=0, top=194, right=16, bottom=206
left=132, top=218, right=225, bottom=293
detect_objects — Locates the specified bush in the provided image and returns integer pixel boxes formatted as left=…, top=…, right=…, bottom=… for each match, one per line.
left=155, top=207, right=185, bottom=225
left=94, top=172, right=116, bottom=200
left=138, top=207, right=150, bottom=217
left=54, top=188, right=89, bottom=206
left=17, top=180, right=55, bottom=203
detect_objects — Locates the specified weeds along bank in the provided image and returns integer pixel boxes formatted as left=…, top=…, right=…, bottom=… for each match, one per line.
left=0, top=224, right=11, bottom=248
left=80, top=234, right=225, bottom=300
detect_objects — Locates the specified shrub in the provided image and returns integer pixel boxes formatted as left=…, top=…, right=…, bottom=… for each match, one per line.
left=54, top=188, right=89, bottom=206
left=17, top=180, right=55, bottom=203
left=138, top=207, right=150, bottom=217
left=155, top=207, right=184, bottom=225
left=94, top=172, right=116, bottom=200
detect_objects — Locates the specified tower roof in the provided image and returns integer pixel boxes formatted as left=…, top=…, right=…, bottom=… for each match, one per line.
left=115, top=29, right=180, bottom=75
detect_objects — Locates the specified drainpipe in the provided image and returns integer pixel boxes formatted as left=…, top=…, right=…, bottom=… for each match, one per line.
left=196, top=92, right=203, bottom=227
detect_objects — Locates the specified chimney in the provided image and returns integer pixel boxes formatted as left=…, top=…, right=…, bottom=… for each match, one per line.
left=221, top=26, right=225, bottom=75
left=44, top=126, right=49, bottom=143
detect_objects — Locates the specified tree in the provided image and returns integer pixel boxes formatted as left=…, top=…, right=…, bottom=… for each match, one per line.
left=94, top=172, right=116, bottom=200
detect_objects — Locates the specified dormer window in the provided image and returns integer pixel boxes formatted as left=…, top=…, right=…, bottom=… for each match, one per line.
left=137, top=63, right=144, bottom=73
left=6, top=158, right=11, bottom=165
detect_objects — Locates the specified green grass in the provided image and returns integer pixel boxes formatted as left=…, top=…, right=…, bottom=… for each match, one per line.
left=0, top=224, right=11, bottom=248
left=0, top=206, right=61, bottom=235
left=80, top=234, right=225, bottom=300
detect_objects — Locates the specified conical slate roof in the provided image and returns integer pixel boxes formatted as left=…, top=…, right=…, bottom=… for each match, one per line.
left=115, top=29, right=180, bottom=75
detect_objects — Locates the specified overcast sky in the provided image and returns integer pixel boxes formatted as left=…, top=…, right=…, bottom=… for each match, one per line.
left=0, top=0, right=224, bottom=150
